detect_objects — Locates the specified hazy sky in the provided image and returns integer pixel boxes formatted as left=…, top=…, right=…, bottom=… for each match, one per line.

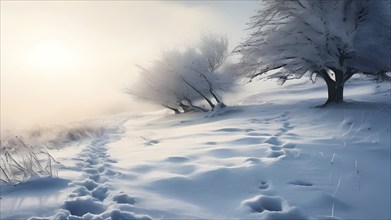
left=1, top=0, right=257, bottom=130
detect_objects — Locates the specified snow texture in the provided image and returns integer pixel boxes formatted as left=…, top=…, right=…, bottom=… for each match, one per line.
left=1, top=79, right=390, bottom=220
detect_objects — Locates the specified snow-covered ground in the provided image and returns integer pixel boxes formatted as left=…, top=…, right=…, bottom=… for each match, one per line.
left=1, top=78, right=390, bottom=220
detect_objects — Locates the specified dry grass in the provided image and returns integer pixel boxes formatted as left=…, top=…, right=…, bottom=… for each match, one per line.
left=0, top=137, right=58, bottom=184
left=0, top=123, right=105, bottom=184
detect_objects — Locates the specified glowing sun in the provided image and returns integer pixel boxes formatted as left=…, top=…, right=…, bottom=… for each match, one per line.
left=27, top=40, right=72, bottom=68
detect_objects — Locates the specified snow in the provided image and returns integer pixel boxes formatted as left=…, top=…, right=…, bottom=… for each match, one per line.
left=1, top=79, right=390, bottom=220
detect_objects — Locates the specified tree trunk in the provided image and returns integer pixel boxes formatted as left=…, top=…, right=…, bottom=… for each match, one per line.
left=320, top=68, right=348, bottom=107
left=334, top=68, right=344, bottom=104
left=335, top=84, right=344, bottom=103
left=319, top=69, right=336, bottom=107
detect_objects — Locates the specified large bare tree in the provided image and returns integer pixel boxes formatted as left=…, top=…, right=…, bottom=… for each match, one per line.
left=236, top=0, right=391, bottom=106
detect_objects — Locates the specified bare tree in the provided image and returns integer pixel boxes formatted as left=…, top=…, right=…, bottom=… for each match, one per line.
left=236, top=0, right=391, bottom=106
left=199, top=32, right=229, bottom=72
left=127, top=34, right=233, bottom=113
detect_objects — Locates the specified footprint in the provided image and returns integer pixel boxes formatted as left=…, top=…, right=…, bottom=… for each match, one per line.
left=104, top=169, right=120, bottom=176
left=270, top=146, right=281, bottom=151
left=204, top=141, right=217, bottom=145
left=82, top=179, right=99, bottom=191
left=215, top=128, right=243, bottom=132
left=64, top=196, right=106, bottom=216
left=110, top=210, right=152, bottom=220
left=241, top=194, right=309, bottom=219
left=266, top=150, right=285, bottom=158
left=97, top=165, right=106, bottom=173
left=79, top=152, right=93, bottom=158
left=84, top=168, right=99, bottom=175
left=245, top=157, right=261, bottom=164
left=277, top=127, right=289, bottom=133
left=258, top=181, right=269, bottom=189
left=265, top=137, right=282, bottom=145
left=286, top=133, right=299, bottom=137
left=249, top=119, right=264, bottom=124
left=87, top=173, right=101, bottom=182
left=84, top=158, right=99, bottom=165
left=288, top=180, right=313, bottom=187
left=69, top=186, right=91, bottom=198
left=91, top=185, right=108, bottom=201
left=105, top=158, right=117, bottom=163
left=283, top=122, right=291, bottom=128
left=164, top=156, right=190, bottom=163
left=113, top=193, right=136, bottom=205
left=242, top=195, right=282, bottom=213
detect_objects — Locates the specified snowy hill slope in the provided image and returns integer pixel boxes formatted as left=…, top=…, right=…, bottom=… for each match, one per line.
left=1, top=79, right=390, bottom=220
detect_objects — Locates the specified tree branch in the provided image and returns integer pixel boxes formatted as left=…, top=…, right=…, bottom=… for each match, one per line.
left=180, top=76, right=215, bottom=109
left=188, top=67, right=224, bottom=104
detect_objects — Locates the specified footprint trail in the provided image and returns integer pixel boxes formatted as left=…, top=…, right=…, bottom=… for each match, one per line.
left=30, top=120, right=151, bottom=220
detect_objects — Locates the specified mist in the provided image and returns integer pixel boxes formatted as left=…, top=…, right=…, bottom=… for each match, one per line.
left=1, top=1, right=256, bottom=131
